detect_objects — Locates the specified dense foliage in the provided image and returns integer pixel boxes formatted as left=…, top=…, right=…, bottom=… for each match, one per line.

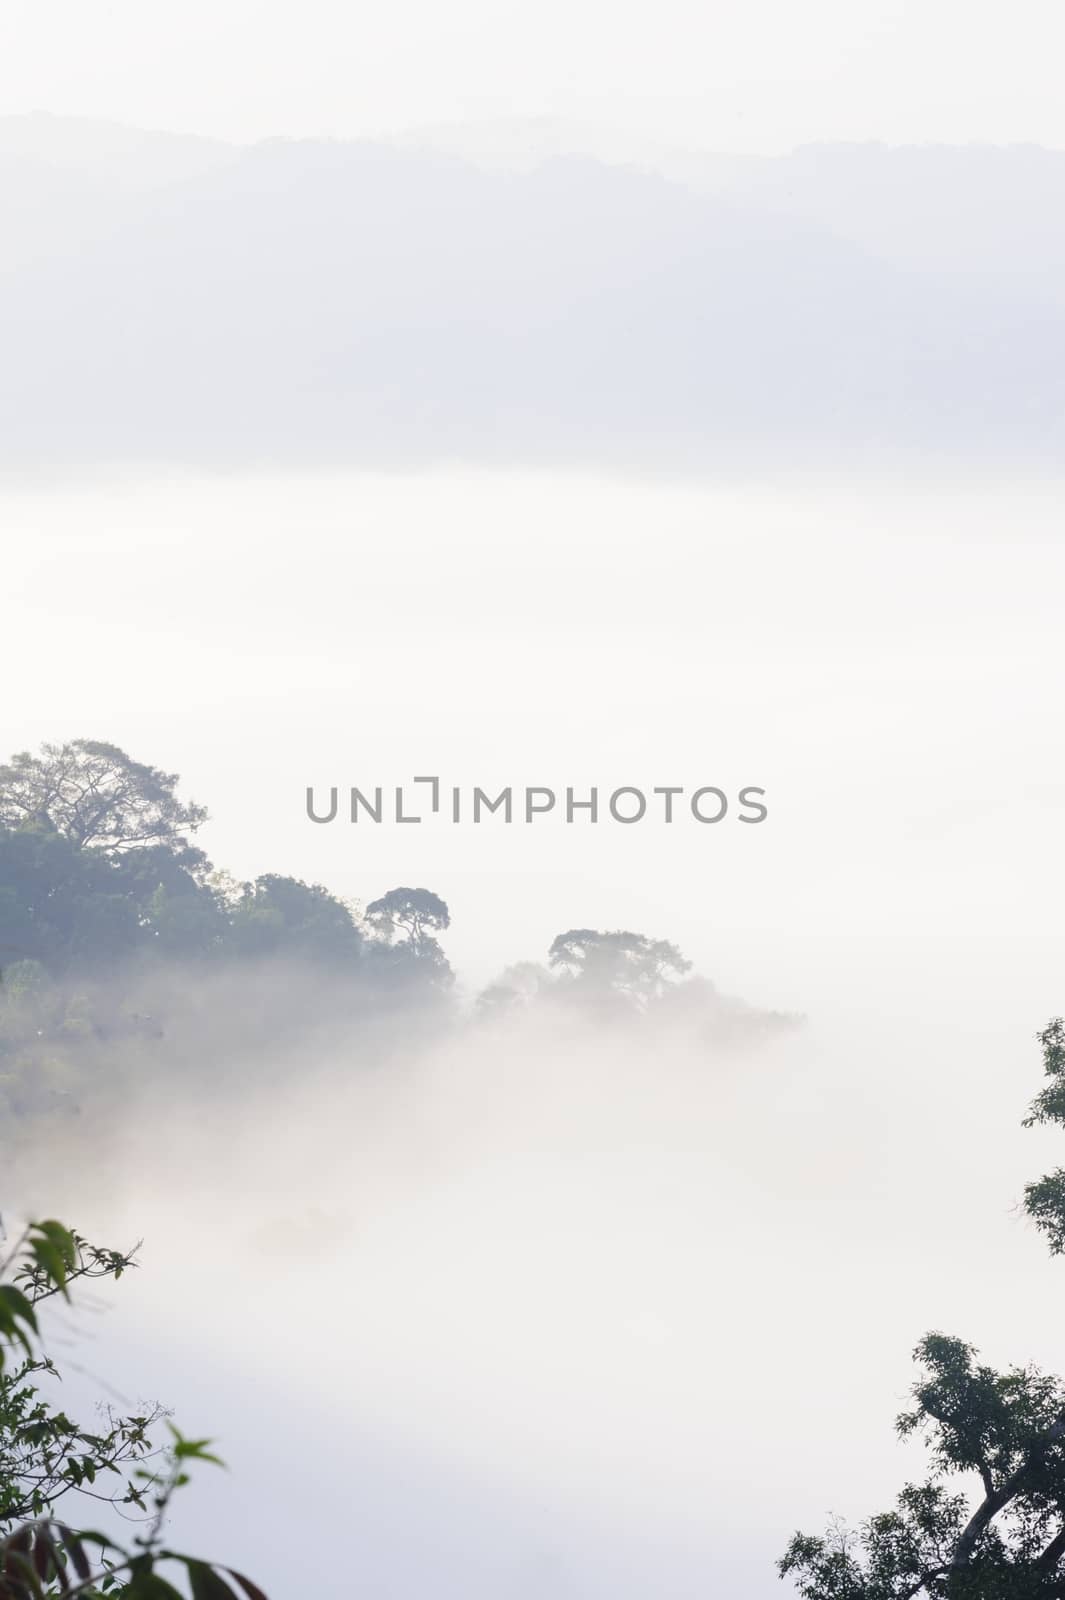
left=0, top=1219, right=267, bottom=1600
left=0, top=737, right=791, bottom=1125
left=0, top=743, right=207, bottom=856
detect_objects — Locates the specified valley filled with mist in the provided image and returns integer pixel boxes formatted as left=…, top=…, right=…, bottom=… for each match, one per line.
left=2, top=103, right=1064, bottom=1600
left=3, top=463, right=1063, bottom=1596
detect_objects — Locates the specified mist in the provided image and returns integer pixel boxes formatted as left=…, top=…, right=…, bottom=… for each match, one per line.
left=4, top=916, right=1062, bottom=1598
left=3, top=462, right=1064, bottom=1594
left=2, top=91, right=1065, bottom=1599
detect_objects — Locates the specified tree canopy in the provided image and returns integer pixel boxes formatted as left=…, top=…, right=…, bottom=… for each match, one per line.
left=228, top=874, right=364, bottom=965
left=0, top=735, right=786, bottom=1130
left=547, top=928, right=691, bottom=1003
left=364, top=886, right=450, bottom=953
left=0, top=742, right=451, bottom=984
left=0, top=742, right=207, bottom=855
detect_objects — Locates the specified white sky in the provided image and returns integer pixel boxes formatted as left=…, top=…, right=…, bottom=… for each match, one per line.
left=2, top=0, right=1064, bottom=152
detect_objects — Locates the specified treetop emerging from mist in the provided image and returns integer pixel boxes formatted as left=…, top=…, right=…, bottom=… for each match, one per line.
left=365, top=886, right=450, bottom=945
left=548, top=928, right=691, bottom=1001
left=0, top=740, right=207, bottom=855
left=0, top=735, right=793, bottom=1128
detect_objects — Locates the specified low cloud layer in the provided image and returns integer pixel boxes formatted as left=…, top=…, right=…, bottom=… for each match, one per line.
left=7, top=938, right=1064, bottom=1598
left=3, top=953, right=800, bottom=1597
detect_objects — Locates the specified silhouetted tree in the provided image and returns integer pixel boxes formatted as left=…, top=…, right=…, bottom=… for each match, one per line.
left=781, top=1023, right=1065, bottom=1599
left=364, top=887, right=453, bottom=990
left=0, top=823, right=143, bottom=972
left=0, top=740, right=206, bottom=854
left=548, top=928, right=690, bottom=1005
left=1022, top=1018, right=1065, bottom=1254
left=365, top=886, right=450, bottom=953
left=228, top=874, right=363, bottom=964
left=0, top=824, right=224, bottom=974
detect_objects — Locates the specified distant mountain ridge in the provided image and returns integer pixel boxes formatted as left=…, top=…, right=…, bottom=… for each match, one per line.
left=0, top=111, right=239, bottom=185
left=1, top=114, right=1062, bottom=471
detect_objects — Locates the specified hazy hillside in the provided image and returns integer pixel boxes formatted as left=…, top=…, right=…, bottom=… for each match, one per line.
left=1, top=115, right=1063, bottom=472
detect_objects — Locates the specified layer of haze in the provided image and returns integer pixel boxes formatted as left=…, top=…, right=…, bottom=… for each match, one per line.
left=3, top=1, right=1065, bottom=151
left=2, top=121, right=1064, bottom=471
left=10, top=940, right=1065, bottom=1599
left=4, top=467, right=1064, bottom=1598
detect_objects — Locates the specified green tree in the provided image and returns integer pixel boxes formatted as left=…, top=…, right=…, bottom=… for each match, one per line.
left=1022, top=1019, right=1065, bottom=1254
left=0, top=825, right=143, bottom=974
left=780, top=1023, right=1065, bottom=1599
left=0, top=742, right=206, bottom=855
left=365, top=887, right=450, bottom=955
left=227, top=874, right=363, bottom=964
left=474, top=962, right=551, bottom=1021
left=364, top=887, right=453, bottom=988
left=547, top=928, right=691, bottom=1005
left=0, top=825, right=224, bottom=976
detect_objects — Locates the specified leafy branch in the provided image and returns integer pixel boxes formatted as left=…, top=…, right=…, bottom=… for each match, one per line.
left=0, top=1220, right=270, bottom=1600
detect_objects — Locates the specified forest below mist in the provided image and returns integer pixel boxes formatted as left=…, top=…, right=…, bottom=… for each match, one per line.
left=0, top=738, right=789, bottom=1126
left=7, top=742, right=1065, bottom=1600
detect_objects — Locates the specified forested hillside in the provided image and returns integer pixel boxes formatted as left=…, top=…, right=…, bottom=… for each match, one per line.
left=0, top=738, right=789, bottom=1126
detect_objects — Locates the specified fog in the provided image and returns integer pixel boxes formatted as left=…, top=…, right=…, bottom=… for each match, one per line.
left=3, top=464, right=1064, bottom=1594
left=7, top=934, right=1064, bottom=1599
left=3, top=468, right=1062, bottom=987
left=2, top=81, right=1065, bottom=1596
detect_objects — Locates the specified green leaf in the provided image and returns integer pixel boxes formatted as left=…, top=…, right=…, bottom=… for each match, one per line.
left=166, top=1424, right=225, bottom=1468
left=184, top=1561, right=239, bottom=1600
left=223, top=1569, right=270, bottom=1600
left=124, top=1575, right=186, bottom=1599
left=1, top=1538, right=46, bottom=1600
left=28, top=1237, right=70, bottom=1301
left=34, top=1221, right=78, bottom=1270
left=0, top=1287, right=39, bottom=1337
